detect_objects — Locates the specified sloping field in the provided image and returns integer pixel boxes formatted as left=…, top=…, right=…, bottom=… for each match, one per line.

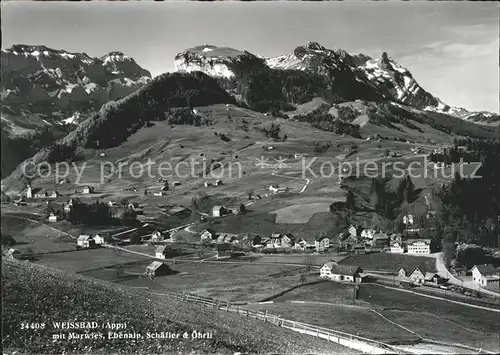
left=271, top=202, right=331, bottom=223
left=3, top=260, right=355, bottom=354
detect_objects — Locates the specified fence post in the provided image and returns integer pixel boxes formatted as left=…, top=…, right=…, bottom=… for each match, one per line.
left=226, top=301, right=230, bottom=312
left=265, top=310, right=268, bottom=322
left=246, top=309, right=249, bottom=317
left=316, top=329, right=319, bottom=338
left=327, top=333, right=330, bottom=342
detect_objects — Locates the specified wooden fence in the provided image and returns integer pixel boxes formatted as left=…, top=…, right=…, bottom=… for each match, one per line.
left=152, top=290, right=400, bottom=354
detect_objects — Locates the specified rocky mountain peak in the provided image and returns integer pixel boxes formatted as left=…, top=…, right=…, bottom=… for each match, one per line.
left=304, top=41, right=327, bottom=51
left=377, top=52, right=393, bottom=71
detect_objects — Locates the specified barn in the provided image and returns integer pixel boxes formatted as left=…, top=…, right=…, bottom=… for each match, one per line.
left=146, top=261, right=172, bottom=278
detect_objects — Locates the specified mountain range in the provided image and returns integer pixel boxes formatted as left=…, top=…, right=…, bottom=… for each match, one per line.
left=174, top=42, right=498, bottom=124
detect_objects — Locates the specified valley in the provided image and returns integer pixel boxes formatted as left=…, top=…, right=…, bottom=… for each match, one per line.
left=2, top=37, right=500, bottom=355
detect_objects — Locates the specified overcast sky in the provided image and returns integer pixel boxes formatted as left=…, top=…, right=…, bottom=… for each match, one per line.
left=1, top=1, right=498, bottom=113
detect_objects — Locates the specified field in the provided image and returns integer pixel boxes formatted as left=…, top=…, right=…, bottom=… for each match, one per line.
left=272, top=202, right=332, bottom=223
left=270, top=280, right=358, bottom=304
left=1, top=214, right=77, bottom=254
left=243, top=303, right=419, bottom=344
left=358, top=284, right=500, bottom=336
left=3, top=260, right=355, bottom=354
left=36, top=247, right=152, bottom=273
left=110, top=261, right=316, bottom=303
left=340, top=253, right=437, bottom=272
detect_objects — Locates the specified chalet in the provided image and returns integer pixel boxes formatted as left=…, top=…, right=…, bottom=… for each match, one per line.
left=471, top=264, right=500, bottom=287
left=145, top=261, right=172, bottom=278
left=216, top=243, right=232, bottom=259
left=6, top=248, right=22, bottom=260
left=361, top=229, right=376, bottom=240
left=390, top=241, right=406, bottom=254
left=294, top=238, right=308, bottom=251
left=151, top=230, right=169, bottom=243
left=398, top=267, right=411, bottom=278
left=48, top=191, right=59, bottom=198
left=77, top=235, right=95, bottom=248
left=348, top=225, right=364, bottom=238
left=424, top=272, right=447, bottom=286
left=200, top=229, right=217, bottom=242
left=94, top=232, right=112, bottom=245
left=34, top=188, right=48, bottom=199
left=212, top=205, right=227, bottom=217
left=47, top=213, right=58, bottom=223
left=155, top=246, right=169, bottom=259
left=353, top=244, right=366, bottom=255
left=372, top=232, right=390, bottom=248
left=269, top=184, right=280, bottom=194
left=82, top=186, right=95, bottom=194
left=268, top=233, right=294, bottom=248
left=320, top=263, right=365, bottom=283
left=64, top=199, right=74, bottom=213
left=315, top=236, right=330, bottom=252
left=407, top=239, right=431, bottom=255
left=341, top=234, right=358, bottom=249
left=408, top=267, right=426, bottom=284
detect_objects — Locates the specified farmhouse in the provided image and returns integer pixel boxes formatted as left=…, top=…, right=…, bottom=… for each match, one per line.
left=47, top=213, right=58, bottom=223
left=315, top=235, right=330, bottom=252
left=155, top=246, right=169, bottom=259
left=408, top=267, right=426, bottom=284
left=216, top=243, right=232, bottom=259
left=33, top=188, right=48, bottom=199
left=214, top=179, right=223, bottom=186
left=407, top=239, right=431, bottom=255
left=82, top=186, right=95, bottom=194
left=390, top=241, right=406, bottom=253
left=200, top=228, right=217, bottom=242
left=320, top=263, right=365, bottom=283
left=361, top=229, right=376, bottom=240
left=77, top=235, right=95, bottom=248
left=348, top=225, right=364, bottom=237
left=398, top=267, right=411, bottom=278
left=269, top=184, right=280, bottom=194
left=341, top=234, right=358, bottom=249
left=48, top=191, right=59, bottom=198
left=424, top=272, right=447, bottom=286
left=5, top=248, right=22, bottom=260
left=471, top=264, right=500, bottom=287
left=153, top=191, right=165, bottom=197
left=212, top=205, right=228, bottom=217
left=352, top=244, right=366, bottom=255
left=146, top=261, right=172, bottom=278
left=268, top=233, right=294, bottom=248
left=294, top=238, right=308, bottom=251
left=94, top=232, right=112, bottom=245
left=151, top=230, right=169, bottom=243
left=371, top=233, right=390, bottom=248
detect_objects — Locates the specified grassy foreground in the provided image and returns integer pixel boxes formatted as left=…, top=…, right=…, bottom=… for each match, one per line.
left=2, top=260, right=355, bottom=354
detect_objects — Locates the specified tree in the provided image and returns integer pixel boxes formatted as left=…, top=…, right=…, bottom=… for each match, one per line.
left=239, top=203, right=247, bottom=214
left=345, top=190, right=355, bottom=210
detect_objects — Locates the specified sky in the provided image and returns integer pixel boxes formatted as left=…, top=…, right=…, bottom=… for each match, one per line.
left=1, top=1, right=499, bottom=113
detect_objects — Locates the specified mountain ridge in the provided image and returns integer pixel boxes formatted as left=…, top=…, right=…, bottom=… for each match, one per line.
left=174, top=41, right=498, bottom=124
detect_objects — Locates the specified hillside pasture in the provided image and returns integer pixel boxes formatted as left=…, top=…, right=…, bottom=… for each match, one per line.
left=272, top=202, right=331, bottom=223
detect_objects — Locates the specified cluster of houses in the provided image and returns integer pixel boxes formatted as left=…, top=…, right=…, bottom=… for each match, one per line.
left=198, top=229, right=331, bottom=253
left=76, top=232, right=113, bottom=248
left=338, top=224, right=433, bottom=255
left=398, top=266, right=447, bottom=286
left=23, top=185, right=95, bottom=201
